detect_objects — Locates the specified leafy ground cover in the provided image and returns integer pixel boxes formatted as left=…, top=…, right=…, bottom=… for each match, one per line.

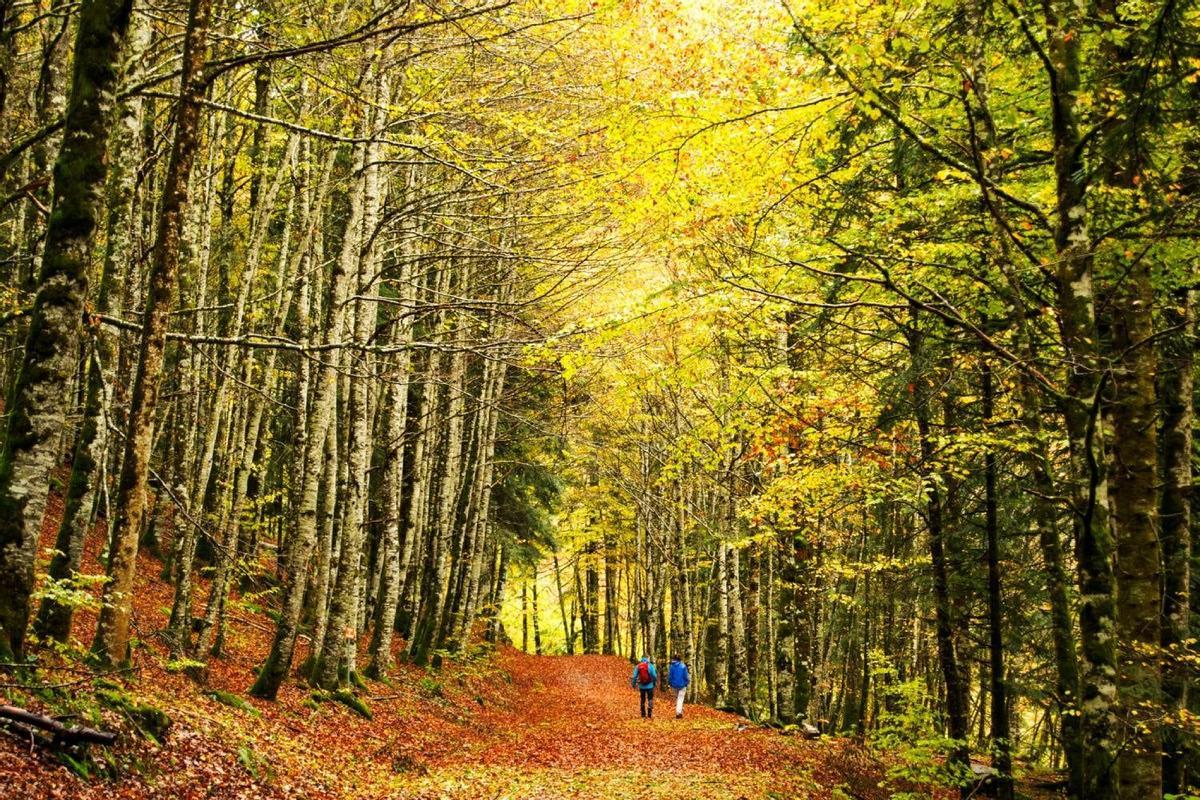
left=0, top=505, right=926, bottom=799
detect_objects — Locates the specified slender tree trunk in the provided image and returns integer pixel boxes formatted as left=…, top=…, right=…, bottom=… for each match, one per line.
left=312, top=121, right=379, bottom=689
left=908, top=316, right=970, bottom=792
left=366, top=355, right=409, bottom=678
left=399, top=341, right=441, bottom=640
left=521, top=582, right=529, bottom=652
left=409, top=306, right=467, bottom=665
left=92, top=0, right=211, bottom=667
left=584, top=541, right=600, bottom=654
left=484, top=542, right=509, bottom=643
left=554, top=550, right=573, bottom=655
left=982, top=360, right=1013, bottom=800
left=1013, top=364, right=1085, bottom=796
left=531, top=570, right=542, bottom=655
left=456, top=348, right=506, bottom=649
left=727, top=543, right=751, bottom=716
left=714, top=544, right=729, bottom=703
left=1044, top=3, right=1119, bottom=792
left=1159, top=287, right=1193, bottom=794
left=604, top=533, right=617, bottom=655
left=308, top=424, right=339, bottom=665
left=253, top=126, right=365, bottom=695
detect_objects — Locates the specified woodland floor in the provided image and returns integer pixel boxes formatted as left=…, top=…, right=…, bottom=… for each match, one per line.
left=0, top=492, right=938, bottom=799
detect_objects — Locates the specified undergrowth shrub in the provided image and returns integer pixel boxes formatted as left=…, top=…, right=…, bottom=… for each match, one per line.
left=868, top=663, right=970, bottom=796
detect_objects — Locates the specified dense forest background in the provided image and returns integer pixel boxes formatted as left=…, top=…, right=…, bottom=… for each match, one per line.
left=0, top=0, right=1197, bottom=797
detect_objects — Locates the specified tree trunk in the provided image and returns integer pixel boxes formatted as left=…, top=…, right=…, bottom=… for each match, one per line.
left=91, top=0, right=209, bottom=667
left=1108, top=259, right=1162, bottom=798
left=908, top=316, right=970, bottom=792
left=531, top=570, right=542, bottom=655
left=553, top=550, right=573, bottom=654
left=365, top=358, right=408, bottom=678
left=484, top=542, right=509, bottom=643
left=409, top=304, right=467, bottom=665
left=1044, top=3, right=1120, bottom=792
left=714, top=544, right=729, bottom=703
left=253, top=126, right=366, bottom=695
left=32, top=7, right=149, bottom=644
left=727, top=543, right=751, bottom=716
left=312, top=115, right=381, bottom=688
left=1159, top=287, right=1193, bottom=794
left=520, top=581, right=528, bottom=652
left=455, top=347, right=506, bottom=649
left=0, top=0, right=133, bottom=661
left=982, top=360, right=1013, bottom=800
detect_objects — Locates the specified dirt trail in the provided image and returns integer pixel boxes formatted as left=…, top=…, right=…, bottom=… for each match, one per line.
left=391, top=651, right=890, bottom=799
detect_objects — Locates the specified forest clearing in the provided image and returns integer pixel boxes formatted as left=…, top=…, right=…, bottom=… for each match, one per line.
left=0, top=0, right=1197, bottom=797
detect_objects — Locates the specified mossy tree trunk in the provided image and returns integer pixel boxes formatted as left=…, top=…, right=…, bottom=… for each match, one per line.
left=0, top=0, right=133, bottom=660
left=91, top=0, right=211, bottom=668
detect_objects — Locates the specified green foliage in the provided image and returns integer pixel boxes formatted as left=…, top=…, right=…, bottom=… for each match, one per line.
left=58, top=750, right=89, bottom=779
left=868, top=671, right=970, bottom=791
left=418, top=675, right=445, bottom=699
left=237, top=742, right=275, bottom=782
left=492, top=464, right=561, bottom=568
left=488, top=367, right=565, bottom=571
left=30, top=568, right=107, bottom=613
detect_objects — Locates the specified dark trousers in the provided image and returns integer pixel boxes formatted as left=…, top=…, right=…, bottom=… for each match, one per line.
left=639, top=687, right=654, bottom=718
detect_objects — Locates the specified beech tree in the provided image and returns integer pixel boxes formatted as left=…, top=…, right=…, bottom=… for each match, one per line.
left=0, top=0, right=133, bottom=660
left=0, top=0, right=1194, bottom=797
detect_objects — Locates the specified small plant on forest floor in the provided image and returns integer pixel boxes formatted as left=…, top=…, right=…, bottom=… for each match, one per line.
left=390, top=753, right=429, bottom=775
left=230, top=587, right=278, bottom=618
left=56, top=750, right=92, bottom=780
left=237, top=742, right=275, bottom=782
left=418, top=675, right=444, bottom=698
left=206, top=689, right=260, bottom=716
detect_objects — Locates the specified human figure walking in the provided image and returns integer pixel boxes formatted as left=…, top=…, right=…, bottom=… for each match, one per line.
left=630, top=656, right=658, bottom=719
left=668, top=654, right=690, bottom=718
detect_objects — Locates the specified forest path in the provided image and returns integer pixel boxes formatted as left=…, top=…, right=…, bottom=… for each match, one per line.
left=391, top=650, right=889, bottom=799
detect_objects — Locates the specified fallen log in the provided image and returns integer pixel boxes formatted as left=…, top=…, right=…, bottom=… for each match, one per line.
left=0, top=705, right=116, bottom=747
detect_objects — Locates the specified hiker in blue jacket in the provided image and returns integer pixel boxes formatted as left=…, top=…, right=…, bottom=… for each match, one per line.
left=668, top=654, right=690, bottom=719
left=630, top=656, right=658, bottom=719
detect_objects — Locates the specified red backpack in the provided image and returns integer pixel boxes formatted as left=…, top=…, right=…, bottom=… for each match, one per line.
left=636, top=661, right=652, bottom=685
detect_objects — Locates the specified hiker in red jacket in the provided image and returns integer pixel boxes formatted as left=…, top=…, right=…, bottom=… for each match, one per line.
left=630, top=656, right=659, bottom=719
